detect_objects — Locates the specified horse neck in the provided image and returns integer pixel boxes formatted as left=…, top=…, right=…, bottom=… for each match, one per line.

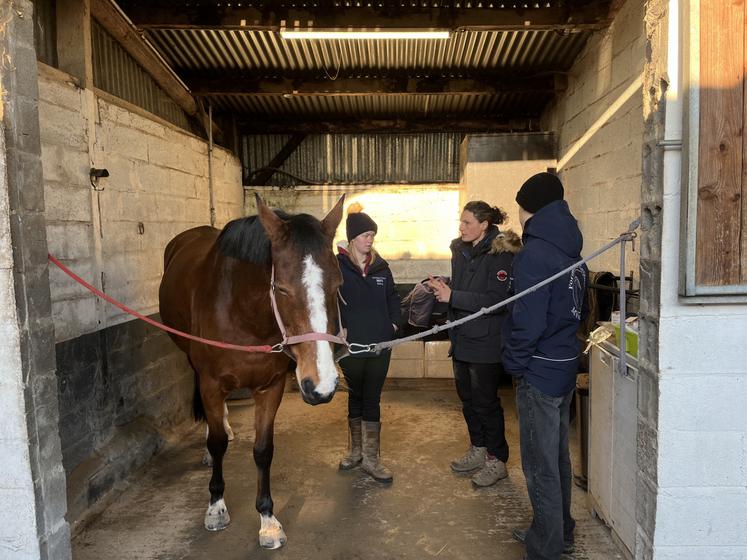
left=206, top=246, right=272, bottom=313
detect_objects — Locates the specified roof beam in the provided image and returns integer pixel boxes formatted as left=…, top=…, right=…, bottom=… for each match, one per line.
left=91, top=0, right=196, bottom=113
left=117, top=1, right=613, bottom=31
left=186, top=75, right=565, bottom=96
left=91, top=0, right=223, bottom=137
left=238, top=117, right=543, bottom=134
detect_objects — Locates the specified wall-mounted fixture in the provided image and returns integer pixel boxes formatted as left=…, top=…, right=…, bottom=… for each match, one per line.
left=279, top=29, right=450, bottom=40
left=90, top=167, right=110, bottom=191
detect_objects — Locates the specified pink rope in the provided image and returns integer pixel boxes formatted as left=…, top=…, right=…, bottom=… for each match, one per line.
left=48, top=254, right=274, bottom=353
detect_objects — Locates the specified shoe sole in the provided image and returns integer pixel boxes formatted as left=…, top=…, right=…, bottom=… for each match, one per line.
left=450, top=464, right=484, bottom=473
left=471, top=474, right=508, bottom=487
left=339, top=460, right=362, bottom=471
left=512, top=530, right=574, bottom=554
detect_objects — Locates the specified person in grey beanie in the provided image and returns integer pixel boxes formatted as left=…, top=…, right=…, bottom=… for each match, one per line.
left=503, top=172, right=588, bottom=560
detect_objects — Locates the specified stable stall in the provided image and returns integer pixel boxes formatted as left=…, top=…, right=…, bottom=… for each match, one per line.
left=1, top=1, right=746, bottom=559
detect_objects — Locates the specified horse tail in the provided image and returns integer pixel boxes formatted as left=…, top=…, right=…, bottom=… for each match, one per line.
left=192, top=372, right=206, bottom=423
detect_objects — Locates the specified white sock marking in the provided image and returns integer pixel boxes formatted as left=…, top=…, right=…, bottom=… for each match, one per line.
left=302, top=255, right=338, bottom=396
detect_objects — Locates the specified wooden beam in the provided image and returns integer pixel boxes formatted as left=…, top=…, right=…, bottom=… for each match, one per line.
left=247, top=134, right=307, bottom=185
left=239, top=117, right=543, bottom=134
left=90, top=0, right=198, bottom=116
left=116, top=0, right=613, bottom=31
left=186, top=74, right=564, bottom=96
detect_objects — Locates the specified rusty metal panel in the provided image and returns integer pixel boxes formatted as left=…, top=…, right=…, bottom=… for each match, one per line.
left=242, top=133, right=460, bottom=186
left=92, top=20, right=191, bottom=130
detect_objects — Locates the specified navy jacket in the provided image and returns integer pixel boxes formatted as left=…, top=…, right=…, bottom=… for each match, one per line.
left=502, top=200, right=589, bottom=397
left=337, top=249, right=401, bottom=357
left=448, top=227, right=519, bottom=364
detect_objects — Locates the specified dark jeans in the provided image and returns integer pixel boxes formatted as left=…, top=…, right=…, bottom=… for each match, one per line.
left=516, top=377, right=575, bottom=560
left=340, top=352, right=391, bottom=422
left=453, top=359, right=509, bottom=462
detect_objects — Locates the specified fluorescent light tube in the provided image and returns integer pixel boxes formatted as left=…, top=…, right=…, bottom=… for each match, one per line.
left=279, top=30, right=450, bottom=40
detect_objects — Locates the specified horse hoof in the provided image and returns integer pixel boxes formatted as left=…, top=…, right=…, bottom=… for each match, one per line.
left=204, top=499, right=230, bottom=531
left=202, top=451, right=213, bottom=467
left=259, top=515, right=287, bottom=549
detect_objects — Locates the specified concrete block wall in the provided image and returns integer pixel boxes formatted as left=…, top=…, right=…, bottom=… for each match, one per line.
left=542, top=0, right=645, bottom=279
left=37, top=64, right=244, bottom=525
left=1, top=123, right=43, bottom=560
left=246, top=184, right=459, bottom=284
left=651, top=2, right=747, bottom=557
left=462, top=158, right=555, bottom=234
left=39, top=68, right=243, bottom=337
left=1, top=2, right=72, bottom=558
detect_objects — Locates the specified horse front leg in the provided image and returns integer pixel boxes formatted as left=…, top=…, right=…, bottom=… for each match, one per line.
left=254, top=375, right=286, bottom=549
left=202, top=385, right=231, bottom=532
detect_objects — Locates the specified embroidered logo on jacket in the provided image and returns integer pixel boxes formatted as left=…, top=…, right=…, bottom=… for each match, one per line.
left=372, top=276, right=386, bottom=287
left=496, top=270, right=508, bottom=282
left=569, top=267, right=587, bottom=320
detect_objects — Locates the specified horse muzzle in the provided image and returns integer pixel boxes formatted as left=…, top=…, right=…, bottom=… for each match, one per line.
left=300, top=377, right=337, bottom=406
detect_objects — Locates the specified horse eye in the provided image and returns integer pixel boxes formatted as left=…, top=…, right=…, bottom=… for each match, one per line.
left=276, top=286, right=290, bottom=296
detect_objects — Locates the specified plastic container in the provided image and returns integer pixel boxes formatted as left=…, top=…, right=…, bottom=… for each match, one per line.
left=611, top=323, right=638, bottom=358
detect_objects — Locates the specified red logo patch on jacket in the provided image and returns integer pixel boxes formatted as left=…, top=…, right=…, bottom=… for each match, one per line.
left=496, top=270, right=508, bottom=282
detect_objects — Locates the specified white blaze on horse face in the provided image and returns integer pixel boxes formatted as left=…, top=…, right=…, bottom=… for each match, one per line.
left=301, top=254, right=338, bottom=396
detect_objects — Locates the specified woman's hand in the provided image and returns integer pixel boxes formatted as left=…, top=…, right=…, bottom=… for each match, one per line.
left=428, top=276, right=452, bottom=303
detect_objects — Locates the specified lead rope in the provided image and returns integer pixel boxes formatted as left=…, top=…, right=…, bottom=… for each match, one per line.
left=362, top=218, right=641, bottom=357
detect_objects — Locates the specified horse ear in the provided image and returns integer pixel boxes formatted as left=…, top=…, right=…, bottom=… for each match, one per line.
left=320, top=195, right=345, bottom=239
left=255, top=193, right=285, bottom=242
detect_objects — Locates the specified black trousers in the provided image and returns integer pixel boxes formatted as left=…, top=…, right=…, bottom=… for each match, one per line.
left=340, top=352, right=391, bottom=422
left=453, top=359, right=510, bottom=462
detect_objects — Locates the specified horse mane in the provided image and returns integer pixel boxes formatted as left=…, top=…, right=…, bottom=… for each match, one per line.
left=217, top=210, right=329, bottom=264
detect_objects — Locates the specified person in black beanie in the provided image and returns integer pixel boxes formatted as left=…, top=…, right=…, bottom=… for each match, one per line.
left=503, top=172, right=589, bottom=560
left=337, top=204, right=400, bottom=483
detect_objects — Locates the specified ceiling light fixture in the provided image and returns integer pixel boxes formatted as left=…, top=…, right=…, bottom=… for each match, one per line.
left=279, top=29, right=450, bottom=40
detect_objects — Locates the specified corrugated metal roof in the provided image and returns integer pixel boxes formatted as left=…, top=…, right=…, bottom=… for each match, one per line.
left=242, top=133, right=461, bottom=186
left=145, top=29, right=589, bottom=75
left=210, top=91, right=552, bottom=118
left=141, top=28, right=586, bottom=118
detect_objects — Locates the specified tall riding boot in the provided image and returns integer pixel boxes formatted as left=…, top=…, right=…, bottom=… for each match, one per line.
left=361, top=421, right=393, bottom=483
left=339, top=417, right=363, bottom=470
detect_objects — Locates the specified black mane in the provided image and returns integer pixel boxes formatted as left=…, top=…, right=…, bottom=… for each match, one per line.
left=217, top=210, right=329, bottom=264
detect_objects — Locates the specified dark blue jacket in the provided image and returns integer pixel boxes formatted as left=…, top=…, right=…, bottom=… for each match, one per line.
left=448, top=227, right=520, bottom=364
left=502, top=200, right=588, bottom=397
left=338, top=249, right=401, bottom=357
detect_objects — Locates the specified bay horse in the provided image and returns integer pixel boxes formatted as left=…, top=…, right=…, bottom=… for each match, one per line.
left=158, top=194, right=345, bottom=549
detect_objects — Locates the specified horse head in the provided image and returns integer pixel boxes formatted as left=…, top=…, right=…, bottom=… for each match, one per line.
left=256, top=194, right=345, bottom=406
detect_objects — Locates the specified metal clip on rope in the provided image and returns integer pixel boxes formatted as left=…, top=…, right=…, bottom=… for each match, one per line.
left=347, top=343, right=375, bottom=355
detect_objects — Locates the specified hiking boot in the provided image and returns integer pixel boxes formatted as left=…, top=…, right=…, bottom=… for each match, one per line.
left=450, top=445, right=487, bottom=473
left=512, top=528, right=575, bottom=554
left=339, top=417, right=363, bottom=470
left=471, top=455, right=508, bottom=487
left=361, top=421, right=393, bottom=483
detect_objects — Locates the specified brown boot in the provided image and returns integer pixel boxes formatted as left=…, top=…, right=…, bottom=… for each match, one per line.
left=361, top=421, right=393, bottom=483
left=339, top=417, right=363, bottom=470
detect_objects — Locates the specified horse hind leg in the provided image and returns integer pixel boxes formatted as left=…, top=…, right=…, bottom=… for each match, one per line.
left=224, top=402, right=235, bottom=441
left=202, top=390, right=231, bottom=531
left=203, top=401, right=234, bottom=467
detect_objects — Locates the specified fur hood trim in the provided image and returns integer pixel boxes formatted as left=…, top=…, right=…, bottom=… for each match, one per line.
left=490, top=229, right=522, bottom=255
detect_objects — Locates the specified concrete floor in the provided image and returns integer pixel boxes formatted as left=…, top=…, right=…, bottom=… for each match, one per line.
left=72, top=384, right=625, bottom=560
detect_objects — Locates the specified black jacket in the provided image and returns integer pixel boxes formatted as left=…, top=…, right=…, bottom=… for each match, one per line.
left=448, top=227, right=521, bottom=364
left=337, top=249, right=401, bottom=357
left=502, top=200, right=589, bottom=397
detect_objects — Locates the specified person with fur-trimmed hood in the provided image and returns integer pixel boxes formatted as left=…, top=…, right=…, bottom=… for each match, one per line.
left=428, top=201, right=521, bottom=487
